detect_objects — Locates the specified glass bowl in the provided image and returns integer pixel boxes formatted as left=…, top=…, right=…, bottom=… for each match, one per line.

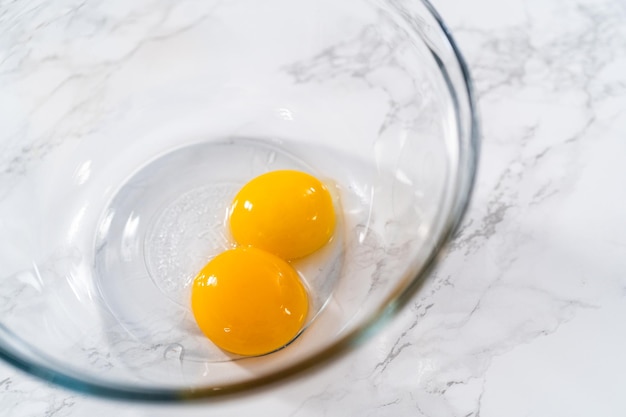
left=0, top=0, right=478, bottom=401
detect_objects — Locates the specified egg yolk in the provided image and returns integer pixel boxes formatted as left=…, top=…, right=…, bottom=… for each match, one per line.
left=229, top=170, right=335, bottom=260
left=191, top=247, right=308, bottom=356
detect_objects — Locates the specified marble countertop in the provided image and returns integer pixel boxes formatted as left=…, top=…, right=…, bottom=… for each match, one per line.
left=2, top=0, right=626, bottom=415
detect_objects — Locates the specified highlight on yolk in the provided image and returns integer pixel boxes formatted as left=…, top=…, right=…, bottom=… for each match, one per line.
left=229, top=170, right=335, bottom=260
left=191, top=247, right=309, bottom=356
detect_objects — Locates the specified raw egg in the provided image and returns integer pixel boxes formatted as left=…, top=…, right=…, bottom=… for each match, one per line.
left=229, top=170, right=335, bottom=260
left=191, top=247, right=308, bottom=356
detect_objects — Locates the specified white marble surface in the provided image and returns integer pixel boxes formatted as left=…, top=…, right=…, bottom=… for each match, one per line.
left=2, top=0, right=626, bottom=415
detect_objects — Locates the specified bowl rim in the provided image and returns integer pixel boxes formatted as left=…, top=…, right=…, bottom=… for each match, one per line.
left=0, top=0, right=480, bottom=402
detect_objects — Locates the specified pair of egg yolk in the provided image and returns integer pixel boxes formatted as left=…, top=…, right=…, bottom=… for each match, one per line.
left=191, top=170, right=336, bottom=356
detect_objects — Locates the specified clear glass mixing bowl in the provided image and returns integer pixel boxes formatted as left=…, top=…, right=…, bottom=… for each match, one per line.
left=0, top=0, right=478, bottom=400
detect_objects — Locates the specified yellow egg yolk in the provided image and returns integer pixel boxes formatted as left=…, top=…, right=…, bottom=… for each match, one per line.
left=191, top=247, right=308, bottom=356
left=229, top=170, right=336, bottom=260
